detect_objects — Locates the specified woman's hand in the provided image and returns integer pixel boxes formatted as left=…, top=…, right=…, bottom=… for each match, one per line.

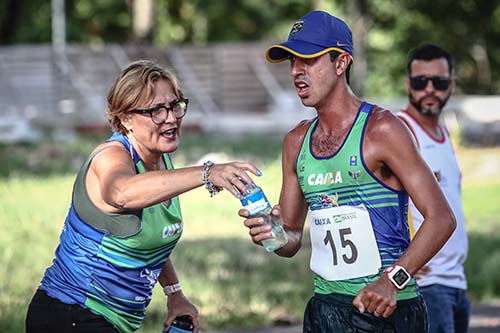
left=208, top=161, right=262, bottom=198
left=165, top=291, right=199, bottom=333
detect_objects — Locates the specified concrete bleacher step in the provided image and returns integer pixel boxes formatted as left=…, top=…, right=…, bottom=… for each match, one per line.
left=0, top=43, right=299, bottom=141
left=170, top=43, right=287, bottom=114
left=0, top=46, right=60, bottom=119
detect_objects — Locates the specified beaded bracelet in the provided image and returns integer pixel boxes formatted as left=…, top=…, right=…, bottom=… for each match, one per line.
left=203, top=161, right=223, bottom=197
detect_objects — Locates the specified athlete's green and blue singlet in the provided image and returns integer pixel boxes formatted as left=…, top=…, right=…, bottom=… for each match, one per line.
left=296, top=102, right=418, bottom=300
left=40, top=132, right=183, bottom=333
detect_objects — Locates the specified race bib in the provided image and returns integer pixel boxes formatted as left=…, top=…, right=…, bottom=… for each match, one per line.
left=309, top=204, right=381, bottom=281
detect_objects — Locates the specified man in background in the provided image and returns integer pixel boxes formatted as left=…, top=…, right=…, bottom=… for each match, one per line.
left=398, top=44, right=470, bottom=333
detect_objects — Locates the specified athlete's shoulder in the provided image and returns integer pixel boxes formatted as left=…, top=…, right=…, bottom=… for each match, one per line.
left=367, top=107, right=409, bottom=137
left=365, top=106, right=419, bottom=161
left=88, top=141, right=134, bottom=175
left=284, top=118, right=314, bottom=147
left=370, top=106, right=398, bottom=122
left=281, top=119, right=315, bottom=164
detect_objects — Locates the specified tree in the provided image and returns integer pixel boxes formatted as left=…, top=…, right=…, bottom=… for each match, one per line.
left=0, top=0, right=498, bottom=95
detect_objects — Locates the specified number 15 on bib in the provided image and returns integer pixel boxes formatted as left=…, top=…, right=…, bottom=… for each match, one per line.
left=309, top=204, right=381, bottom=281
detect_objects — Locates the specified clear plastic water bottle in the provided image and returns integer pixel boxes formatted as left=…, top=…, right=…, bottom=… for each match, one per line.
left=163, top=315, right=193, bottom=333
left=240, top=184, right=288, bottom=252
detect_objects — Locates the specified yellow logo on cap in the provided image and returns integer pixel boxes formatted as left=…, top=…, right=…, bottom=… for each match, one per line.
left=291, top=20, right=304, bottom=34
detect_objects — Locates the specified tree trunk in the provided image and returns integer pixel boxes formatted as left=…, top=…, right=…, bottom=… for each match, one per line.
left=347, top=0, right=372, bottom=97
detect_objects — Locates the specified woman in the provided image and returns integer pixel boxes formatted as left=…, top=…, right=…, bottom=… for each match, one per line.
left=25, top=60, right=260, bottom=333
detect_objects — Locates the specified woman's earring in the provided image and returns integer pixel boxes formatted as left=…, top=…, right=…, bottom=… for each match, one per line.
left=127, top=135, right=134, bottom=159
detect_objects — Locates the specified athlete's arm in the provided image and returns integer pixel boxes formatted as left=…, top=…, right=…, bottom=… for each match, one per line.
left=240, top=121, right=309, bottom=257
left=376, top=111, right=455, bottom=274
left=274, top=122, right=310, bottom=257
left=158, top=259, right=199, bottom=333
left=354, top=109, right=455, bottom=317
left=86, top=142, right=260, bottom=213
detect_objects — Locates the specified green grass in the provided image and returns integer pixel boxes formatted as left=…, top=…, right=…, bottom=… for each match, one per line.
left=1, top=137, right=499, bottom=332
left=455, top=147, right=500, bottom=301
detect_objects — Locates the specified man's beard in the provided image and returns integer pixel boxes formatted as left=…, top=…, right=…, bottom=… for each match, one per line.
left=409, top=92, right=451, bottom=116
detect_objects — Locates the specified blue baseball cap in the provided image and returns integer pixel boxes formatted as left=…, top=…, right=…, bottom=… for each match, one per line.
left=266, top=10, right=354, bottom=63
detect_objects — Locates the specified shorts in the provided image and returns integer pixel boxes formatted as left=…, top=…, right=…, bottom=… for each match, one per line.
left=303, top=292, right=428, bottom=333
left=26, top=289, right=119, bottom=333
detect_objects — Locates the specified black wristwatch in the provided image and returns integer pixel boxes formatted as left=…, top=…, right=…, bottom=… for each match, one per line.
left=385, top=265, right=411, bottom=290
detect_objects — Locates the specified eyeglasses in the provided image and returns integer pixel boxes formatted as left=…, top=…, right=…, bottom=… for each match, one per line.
left=409, top=76, right=451, bottom=91
left=132, top=98, right=189, bottom=124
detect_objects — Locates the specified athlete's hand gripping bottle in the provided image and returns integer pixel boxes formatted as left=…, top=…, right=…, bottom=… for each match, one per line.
left=240, top=184, right=288, bottom=252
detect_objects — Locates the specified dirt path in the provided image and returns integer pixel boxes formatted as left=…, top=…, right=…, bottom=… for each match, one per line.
left=211, top=302, right=500, bottom=333
left=469, top=303, right=500, bottom=333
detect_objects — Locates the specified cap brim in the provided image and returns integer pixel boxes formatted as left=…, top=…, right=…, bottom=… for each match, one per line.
left=266, top=40, right=348, bottom=63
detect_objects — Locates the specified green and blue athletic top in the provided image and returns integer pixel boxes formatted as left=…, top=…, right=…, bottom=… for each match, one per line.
left=296, top=102, right=418, bottom=300
left=40, top=132, right=183, bottom=332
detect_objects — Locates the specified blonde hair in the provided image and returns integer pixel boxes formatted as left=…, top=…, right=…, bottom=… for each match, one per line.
left=107, top=60, right=183, bottom=134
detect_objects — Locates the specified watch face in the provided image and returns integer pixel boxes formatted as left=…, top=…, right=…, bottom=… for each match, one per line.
left=393, top=269, right=410, bottom=286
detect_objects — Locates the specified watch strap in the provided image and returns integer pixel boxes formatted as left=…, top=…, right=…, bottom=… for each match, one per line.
left=163, top=282, right=182, bottom=296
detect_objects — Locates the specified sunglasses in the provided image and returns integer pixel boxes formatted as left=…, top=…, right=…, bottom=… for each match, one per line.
left=409, top=76, right=451, bottom=91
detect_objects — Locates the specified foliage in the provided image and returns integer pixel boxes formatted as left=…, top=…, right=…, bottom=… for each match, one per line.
left=0, top=0, right=131, bottom=44
left=0, top=133, right=283, bottom=178
left=155, top=0, right=314, bottom=44
left=0, top=1, right=52, bottom=43
left=65, top=0, right=132, bottom=44
left=0, top=138, right=499, bottom=332
left=0, top=133, right=107, bottom=177
left=1, top=0, right=499, bottom=95
left=466, top=232, right=500, bottom=301
left=364, top=0, right=500, bottom=96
